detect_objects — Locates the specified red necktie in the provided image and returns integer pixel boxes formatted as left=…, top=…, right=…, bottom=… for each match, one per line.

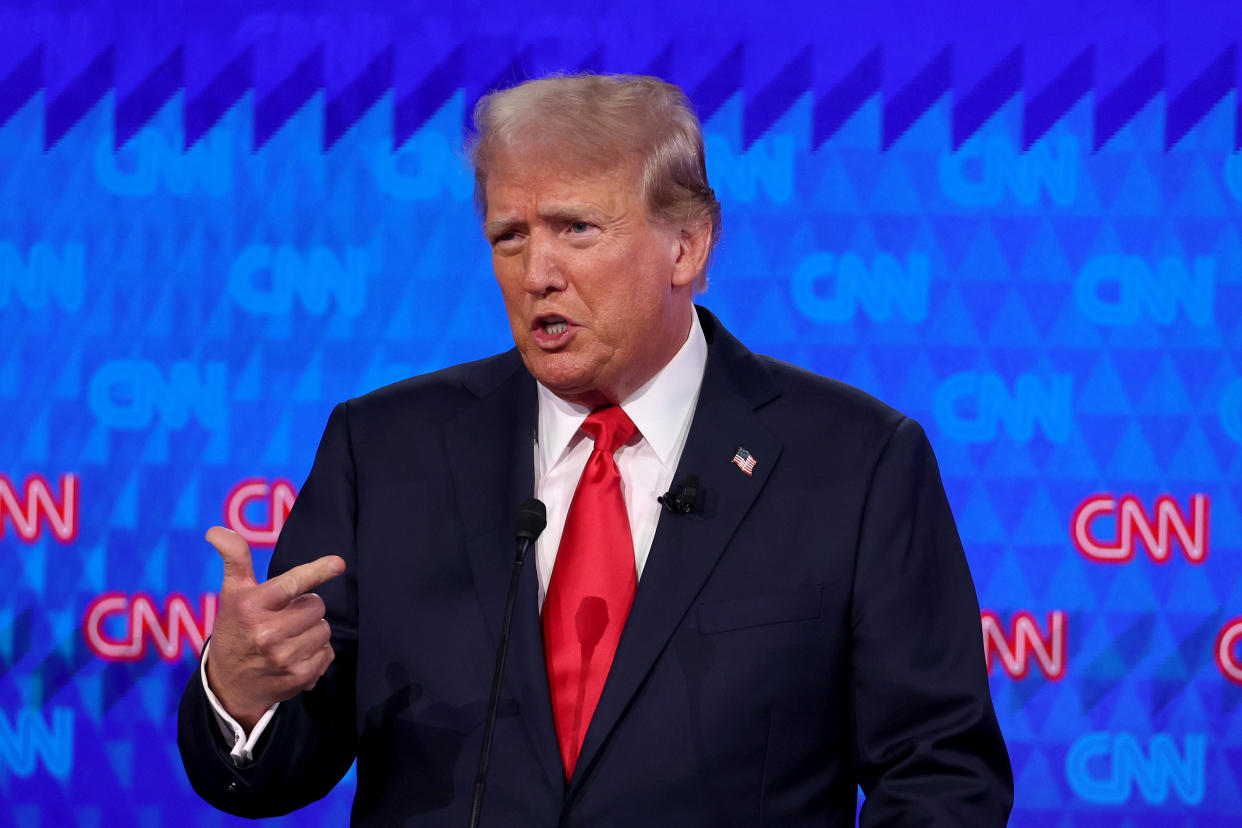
left=542, top=405, right=638, bottom=778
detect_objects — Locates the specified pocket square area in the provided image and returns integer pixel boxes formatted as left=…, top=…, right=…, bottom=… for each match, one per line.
left=696, top=587, right=823, bottom=634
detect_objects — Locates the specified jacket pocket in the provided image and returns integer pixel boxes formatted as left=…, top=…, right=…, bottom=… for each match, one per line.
left=697, top=586, right=823, bottom=634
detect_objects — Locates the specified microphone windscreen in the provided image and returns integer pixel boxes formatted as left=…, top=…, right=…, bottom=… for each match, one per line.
left=682, top=474, right=700, bottom=504
left=513, top=498, right=547, bottom=542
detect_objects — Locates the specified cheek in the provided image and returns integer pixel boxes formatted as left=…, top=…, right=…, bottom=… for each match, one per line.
left=492, top=264, right=524, bottom=306
left=591, top=283, right=661, bottom=346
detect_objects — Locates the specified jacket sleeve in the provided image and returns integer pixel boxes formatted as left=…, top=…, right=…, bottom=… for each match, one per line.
left=178, top=401, right=360, bottom=818
left=850, top=417, right=1014, bottom=826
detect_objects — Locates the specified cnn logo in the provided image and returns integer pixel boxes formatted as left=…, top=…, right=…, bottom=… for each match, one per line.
left=1072, top=494, right=1208, bottom=564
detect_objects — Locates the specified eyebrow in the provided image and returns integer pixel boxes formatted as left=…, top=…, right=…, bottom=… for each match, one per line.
left=542, top=205, right=597, bottom=222
left=482, top=219, right=521, bottom=239
left=482, top=203, right=607, bottom=238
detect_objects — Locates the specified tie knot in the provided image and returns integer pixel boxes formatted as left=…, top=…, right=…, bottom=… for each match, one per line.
left=581, top=405, right=637, bottom=455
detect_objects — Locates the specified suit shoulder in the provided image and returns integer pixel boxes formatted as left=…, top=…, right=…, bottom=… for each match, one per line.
left=745, top=352, right=933, bottom=466
left=759, top=355, right=905, bottom=423
left=341, top=350, right=525, bottom=425
left=737, top=353, right=946, bottom=488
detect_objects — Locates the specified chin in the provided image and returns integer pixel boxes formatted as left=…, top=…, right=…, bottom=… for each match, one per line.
left=536, top=372, right=611, bottom=405
left=523, top=357, right=584, bottom=393
left=520, top=350, right=615, bottom=403
left=537, top=373, right=595, bottom=399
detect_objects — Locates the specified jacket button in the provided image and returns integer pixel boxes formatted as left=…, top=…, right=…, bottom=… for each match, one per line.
left=227, top=782, right=239, bottom=794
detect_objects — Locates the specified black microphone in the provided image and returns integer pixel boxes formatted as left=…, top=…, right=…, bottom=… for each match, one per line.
left=513, top=498, right=546, bottom=545
left=469, top=498, right=546, bottom=828
left=658, top=474, right=700, bottom=514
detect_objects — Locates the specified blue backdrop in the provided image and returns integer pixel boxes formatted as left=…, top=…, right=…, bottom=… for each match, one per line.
left=3, top=1, right=1241, bottom=824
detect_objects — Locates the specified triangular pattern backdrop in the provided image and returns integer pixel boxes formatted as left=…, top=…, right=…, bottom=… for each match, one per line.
left=3, top=1, right=1242, bottom=824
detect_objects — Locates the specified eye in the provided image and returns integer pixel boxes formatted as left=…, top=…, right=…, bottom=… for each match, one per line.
left=489, top=232, right=524, bottom=255
left=569, top=221, right=591, bottom=234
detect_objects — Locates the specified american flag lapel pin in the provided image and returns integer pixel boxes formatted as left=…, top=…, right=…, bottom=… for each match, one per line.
left=731, top=446, right=757, bottom=476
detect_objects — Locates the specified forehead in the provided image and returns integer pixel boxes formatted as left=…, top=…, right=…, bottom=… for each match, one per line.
left=483, top=144, right=642, bottom=214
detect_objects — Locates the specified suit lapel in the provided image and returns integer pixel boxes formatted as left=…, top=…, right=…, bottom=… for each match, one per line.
left=444, top=353, right=565, bottom=793
left=570, top=309, right=783, bottom=790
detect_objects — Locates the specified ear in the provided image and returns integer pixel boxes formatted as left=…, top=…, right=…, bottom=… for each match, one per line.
left=669, top=221, right=712, bottom=289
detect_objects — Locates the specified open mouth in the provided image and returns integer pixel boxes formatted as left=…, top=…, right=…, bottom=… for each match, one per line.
left=539, top=316, right=569, bottom=335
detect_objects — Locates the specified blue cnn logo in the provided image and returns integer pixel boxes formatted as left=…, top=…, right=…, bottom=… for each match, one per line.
left=229, top=245, right=368, bottom=316
left=88, top=359, right=227, bottom=429
left=791, top=253, right=928, bottom=323
left=1075, top=255, right=1214, bottom=326
left=372, top=128, right=472, bottom=201
left=94, top=128, right=231, bottom=197
left=933, top=371, right=1072, bottom=443
left=939, top=134, right=1078, bottom=207
left=0, top=242, right=84, bottom=312
left=0, top=707, right=73, bottom=779
left=1066, top=732, right=1205, bottom=805
left=705, top=133, right=794, bottom=204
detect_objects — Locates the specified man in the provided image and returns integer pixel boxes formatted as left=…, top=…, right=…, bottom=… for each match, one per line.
left=179, top=73, right=1013, bottom=825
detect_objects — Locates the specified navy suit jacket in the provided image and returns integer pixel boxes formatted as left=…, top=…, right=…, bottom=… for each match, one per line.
left=179, top=307, right=1013, bottom=825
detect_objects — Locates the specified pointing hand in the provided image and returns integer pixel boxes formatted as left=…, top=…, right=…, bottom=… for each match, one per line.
left=203, top=526, right=345, bottom=731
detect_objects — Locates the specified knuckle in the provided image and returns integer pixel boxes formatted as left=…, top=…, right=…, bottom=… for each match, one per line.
left=276, top=641, right=300, bottom=669
left=278, top=573, right=300, bottom=601
left=253, top=625, right=278, bottom=653
left=293, top=663, right=321, bottom=690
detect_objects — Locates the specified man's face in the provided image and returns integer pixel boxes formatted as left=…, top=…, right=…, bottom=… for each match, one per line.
left=484, top=147, right=705, bottom=406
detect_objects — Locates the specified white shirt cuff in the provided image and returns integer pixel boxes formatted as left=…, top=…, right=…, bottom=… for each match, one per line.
left=200, top=640, right=280, bottom=766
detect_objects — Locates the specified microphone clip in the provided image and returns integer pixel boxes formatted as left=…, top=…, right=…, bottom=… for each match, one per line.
left=658, top=474, right=700, bottom=515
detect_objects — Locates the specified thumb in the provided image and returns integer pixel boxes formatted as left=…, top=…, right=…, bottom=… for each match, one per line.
left=205, top=525, right=258, bottom=590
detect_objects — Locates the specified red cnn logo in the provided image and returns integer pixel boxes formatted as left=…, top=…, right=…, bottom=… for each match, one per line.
left=83, top=592, right=217, bottom=661
left=1218, top=618, right=1242, bottom=687
left=0, top=473, right=78, bottom=543
left=981, top=610, right=1066, bottom=680
left=1072, top=494, right=1209, bottom=564
left=224, top=478, right=296, bottom=546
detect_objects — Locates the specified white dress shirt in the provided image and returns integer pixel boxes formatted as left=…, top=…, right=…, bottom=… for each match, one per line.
left=533, top=308, right=708, bottom=606
left=206, top=309, right=709, bottom=763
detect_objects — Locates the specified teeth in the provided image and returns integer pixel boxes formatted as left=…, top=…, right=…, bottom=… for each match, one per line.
left=543, top=321, right=568, bottom=335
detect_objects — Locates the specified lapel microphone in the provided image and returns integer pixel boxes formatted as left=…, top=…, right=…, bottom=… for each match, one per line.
left=658, top=474, right=700, bottom=514
left=469, top=498, right=547, bottom=828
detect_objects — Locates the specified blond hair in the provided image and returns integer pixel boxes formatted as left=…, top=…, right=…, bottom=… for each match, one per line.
left=469, top=74, right=721, bottom=272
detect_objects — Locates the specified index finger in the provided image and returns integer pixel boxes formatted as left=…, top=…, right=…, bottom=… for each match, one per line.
left=257, top=554, right=346, bottom=609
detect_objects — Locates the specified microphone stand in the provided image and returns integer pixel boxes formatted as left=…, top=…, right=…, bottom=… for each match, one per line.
left=468, top=499, right=546, bottom=828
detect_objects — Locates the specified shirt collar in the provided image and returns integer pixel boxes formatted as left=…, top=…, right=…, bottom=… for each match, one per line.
left=536, top=308, right=708, bottom=469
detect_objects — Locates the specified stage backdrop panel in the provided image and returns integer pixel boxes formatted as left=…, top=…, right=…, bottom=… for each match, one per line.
left=2, top=2, right=1241, bottom=825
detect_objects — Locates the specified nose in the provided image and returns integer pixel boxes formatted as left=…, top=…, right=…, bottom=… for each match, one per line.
left=522, top=232, right=567, bottom=295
